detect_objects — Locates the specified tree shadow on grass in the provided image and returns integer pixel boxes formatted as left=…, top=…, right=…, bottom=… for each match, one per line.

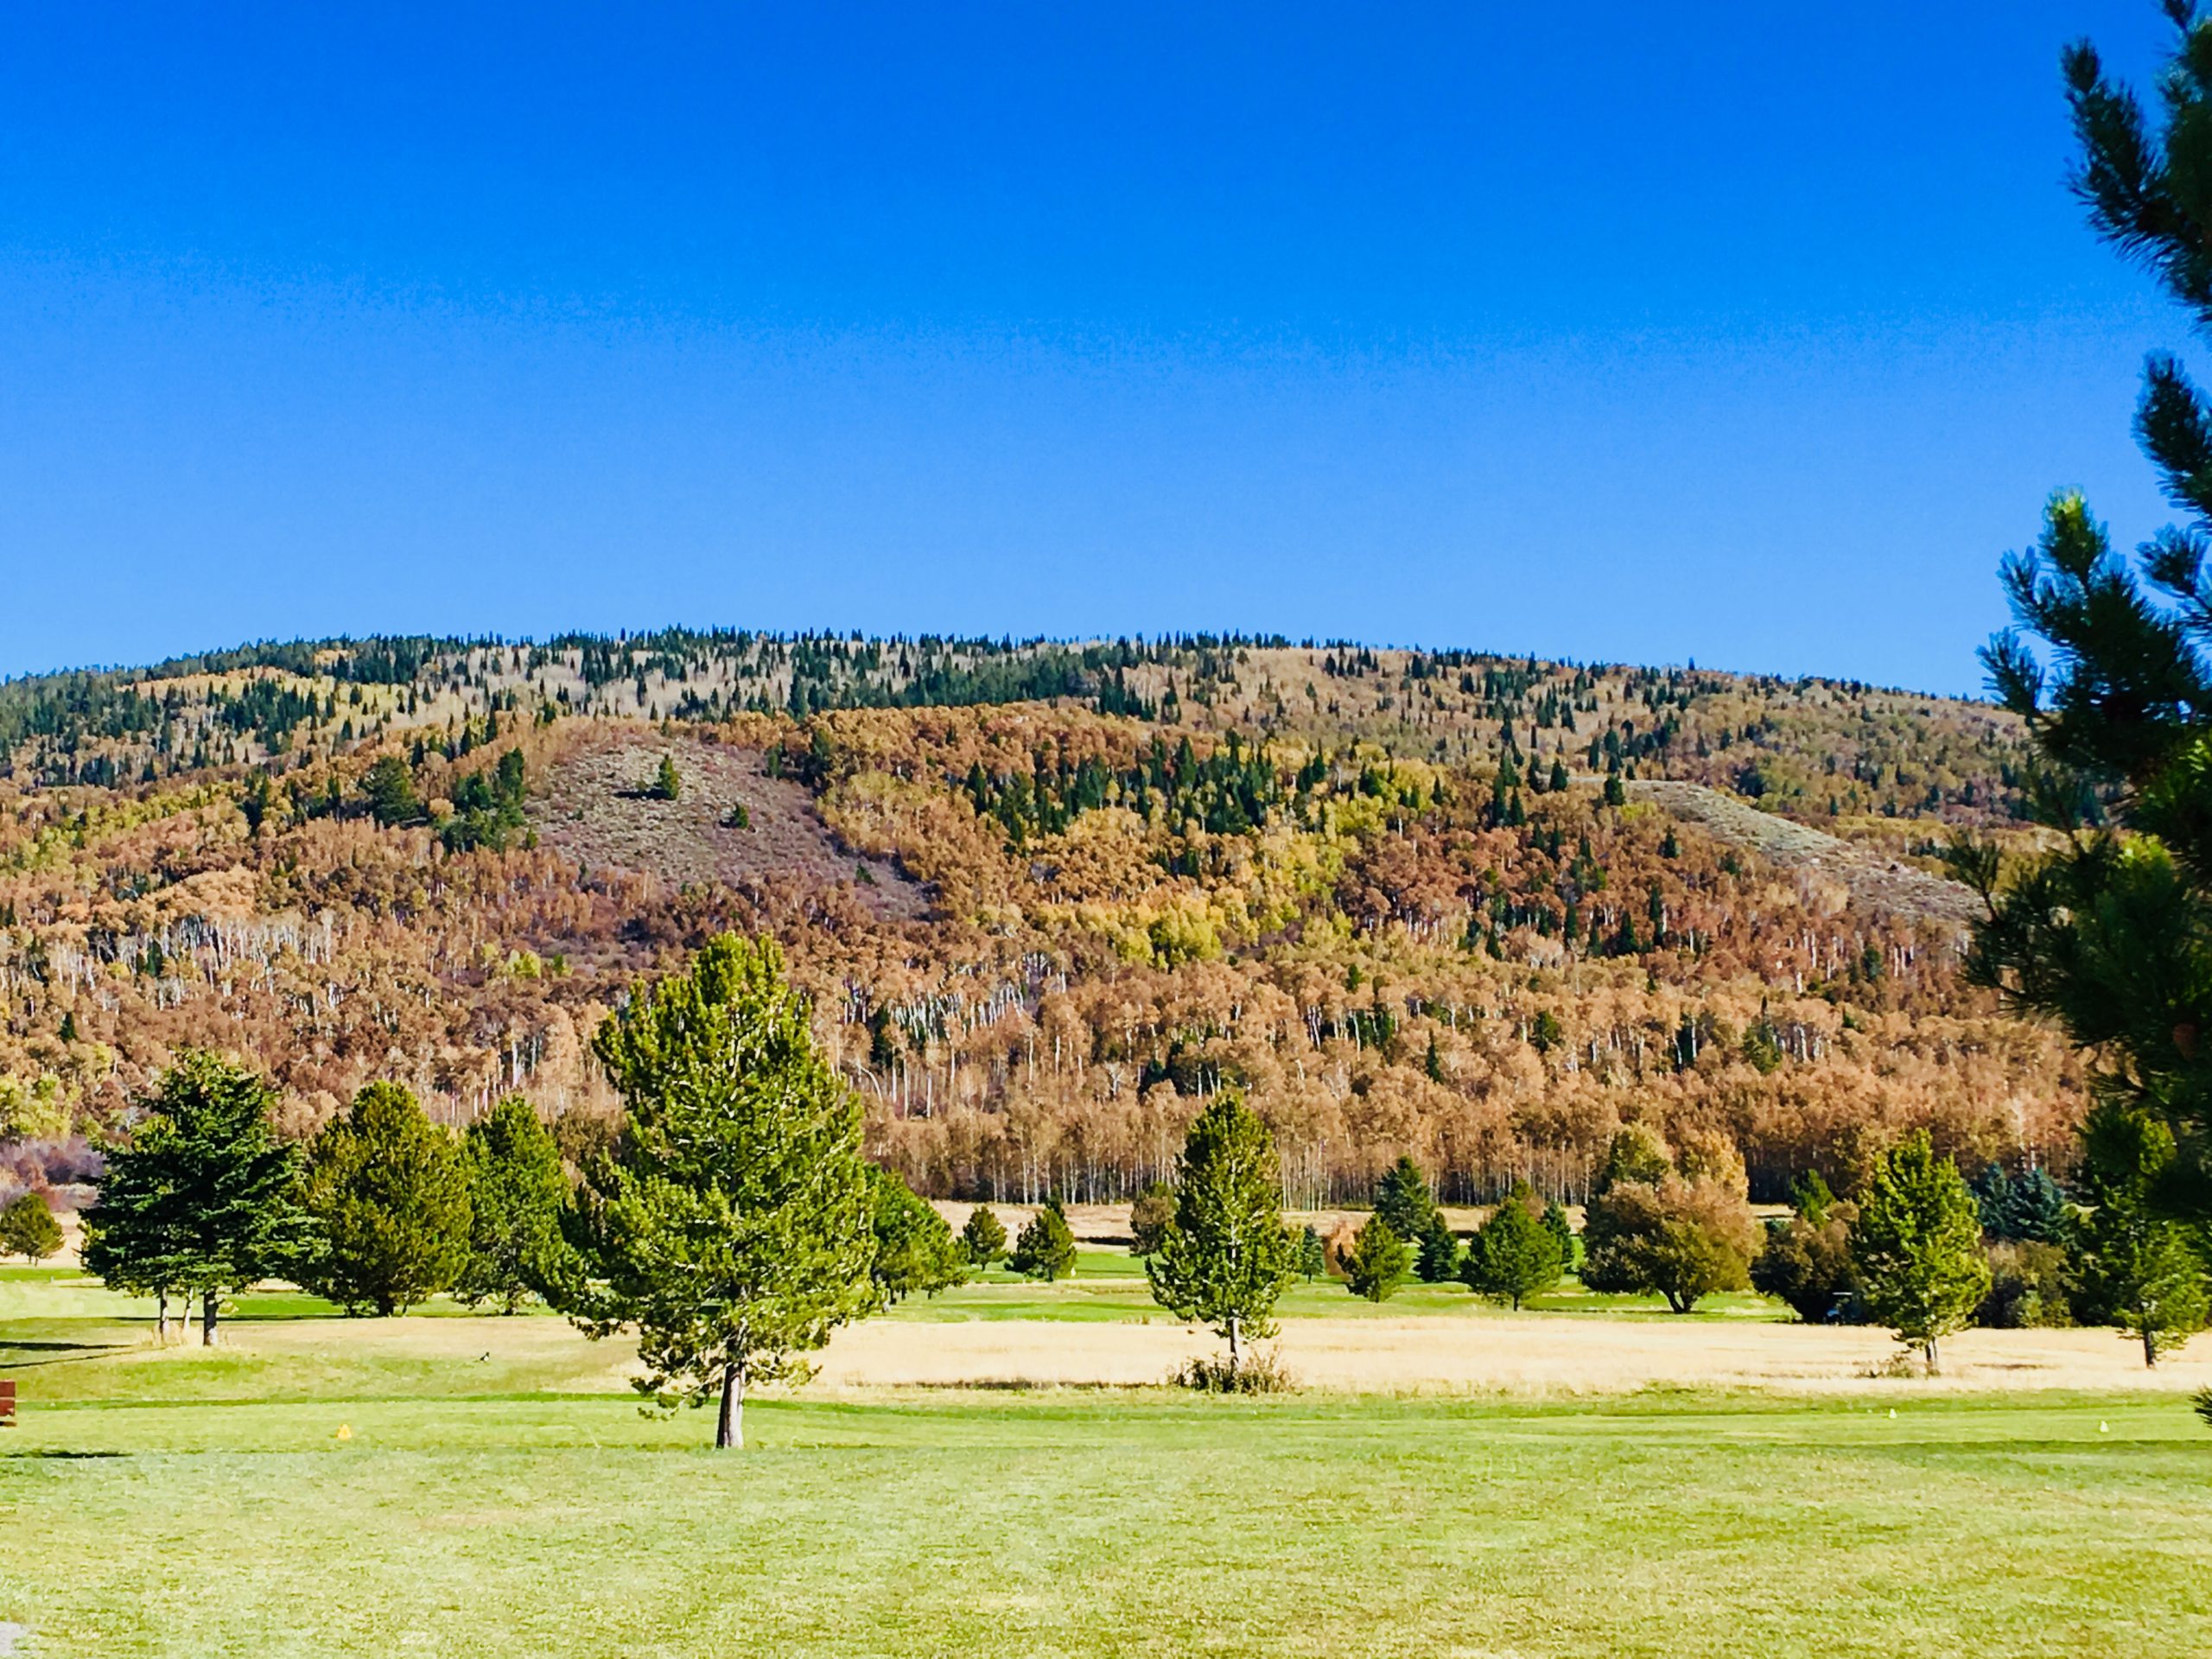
left=0, top=1338, right=135, bottom=1370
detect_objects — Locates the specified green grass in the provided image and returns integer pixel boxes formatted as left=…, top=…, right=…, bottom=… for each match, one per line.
left=4, top=1267, right=2209, bottom=1656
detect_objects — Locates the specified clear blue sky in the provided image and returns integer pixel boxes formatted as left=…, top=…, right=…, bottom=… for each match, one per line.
left=0, top=3, right=2189, bottom=693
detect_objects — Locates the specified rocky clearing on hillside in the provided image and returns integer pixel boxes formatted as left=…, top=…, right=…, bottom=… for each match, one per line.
left=530, top=728, right=929, bottom=921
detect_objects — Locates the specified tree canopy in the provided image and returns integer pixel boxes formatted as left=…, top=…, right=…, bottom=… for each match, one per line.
left=559, top=933, right=877, bottom=1448
left=1145, top=1093, right=1294, bottom=1378
left=81, top=1052, right=307, bottom=1344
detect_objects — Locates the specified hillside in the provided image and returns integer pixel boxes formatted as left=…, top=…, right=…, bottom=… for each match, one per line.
left=0, top=631, right=2075, bottom=1210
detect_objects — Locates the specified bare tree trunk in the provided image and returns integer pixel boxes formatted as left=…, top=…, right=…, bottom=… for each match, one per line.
left=156, top=1289, right=171, bottom=1343
left=1228, top=1316, right=1241, bottom=1378
left=202, top=1290, right=220, bottom=1347
left=2144, top=1327, right=2158, bottom=1370
left=716, top=1360, right=747, bottom=1450
left=1923, top=1336, right=1939, bottom=1375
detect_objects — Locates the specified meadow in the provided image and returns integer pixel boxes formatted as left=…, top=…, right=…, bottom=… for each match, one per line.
left=5, top=1258, right=2212, bottom=1657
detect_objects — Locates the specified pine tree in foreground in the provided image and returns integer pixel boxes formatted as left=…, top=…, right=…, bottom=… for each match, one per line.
left=299, top=1082, right=473, bottom=1317
left=81, top=1052, right=308, bottom=1344
left=1146, top=1093, right=1294, bottom=1383
left=1851, top=1131, right=1989, bottom=1373
left=558, top=934, right=877, bottom=1449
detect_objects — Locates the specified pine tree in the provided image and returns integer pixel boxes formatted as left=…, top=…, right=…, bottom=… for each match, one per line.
left=1296, top=1224, right=1329, bottom=1282
left=299, top=1082, right=473, bottom=1317
left=0, top=1191, right=62, bottom=1263
left=1146, top=1094, right=1294, bottom=1379
left=651, top=752, right=683, bottom=801
left=455, top=1095, right=570, bottom=1313
left=960, top=1205, right=1007, bottom=1266
left=1415, top=1215, right=1461, bottom=1282
left=81, top=1052, right=308, bottom=1344
left=1851, top=1131, right=1990, bottom=1372
left=1374, top=1154, right=1441, bottom=1244
left=2069, top=1102, right=2209, bottom=1367
left=1343, top=1215, right=1411, bottom=1302
left=1127, top=1181, right=1175, bottom=1257
left=1009, top=1199, right=1077, bottom=1281
left=1961, top=11, right=2212, bottom=1222
left=1463, top=1183, right=1564, bottom=1309
left=868, top=1166, right=968, bottom=1302
left=558, top=934, right=877, bottom=1449
left=1541, top=1198, right=1577, bottom=1271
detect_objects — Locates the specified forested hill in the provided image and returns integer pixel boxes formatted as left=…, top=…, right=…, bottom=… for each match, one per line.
left=0, top=630, right=2073, bottom=1210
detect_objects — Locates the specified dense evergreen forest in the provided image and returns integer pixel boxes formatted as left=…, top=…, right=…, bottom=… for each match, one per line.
left=0, top=632, right=2070, bottom=1207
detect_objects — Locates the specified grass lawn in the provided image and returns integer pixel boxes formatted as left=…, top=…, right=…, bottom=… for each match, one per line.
left=4, top=1266, right=2209, bottom=1656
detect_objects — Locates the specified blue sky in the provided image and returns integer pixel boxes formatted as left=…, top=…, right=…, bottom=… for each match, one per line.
left=0, top=3, right=2190, bottom=693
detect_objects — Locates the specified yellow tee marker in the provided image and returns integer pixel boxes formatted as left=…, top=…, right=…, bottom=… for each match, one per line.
left=336, top=1424, right=353, bottom=1441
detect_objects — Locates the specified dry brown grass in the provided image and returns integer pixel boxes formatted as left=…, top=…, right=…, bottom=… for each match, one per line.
left=812, top=1311, right=2212, bottom=1395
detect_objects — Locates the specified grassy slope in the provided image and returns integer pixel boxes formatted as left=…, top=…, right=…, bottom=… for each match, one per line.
left=3, top=1265, right=2209, bottom=1657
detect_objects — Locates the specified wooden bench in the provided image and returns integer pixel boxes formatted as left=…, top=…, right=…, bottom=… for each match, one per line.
left=0, top=1380, right=15, bottom=1427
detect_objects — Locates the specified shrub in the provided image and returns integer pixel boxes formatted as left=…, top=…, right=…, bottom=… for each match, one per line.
left=1976, top=1240, right=2072, bottom=1328
left=1172, top=1350, right=1294, bottom=1393
left=1752, top=1207, right=1859, bottom=1323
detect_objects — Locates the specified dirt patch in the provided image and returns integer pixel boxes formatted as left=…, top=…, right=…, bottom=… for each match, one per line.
left=1630, top=779, right=1979, bottom=928
left=531, top=728, right=928, bottom=920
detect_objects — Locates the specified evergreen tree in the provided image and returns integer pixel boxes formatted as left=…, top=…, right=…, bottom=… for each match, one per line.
left=1009, top=1199, right=1077, bottom=1281
left=868, top=1166, right=968, bottom=1302
left=1374, top=1154, right=1441, bottom=1243
left=358, top=754, right=422, bottom=826
left=1463, top=1184, right=1563, bottom=1308
left=299, top=1082, right=473, bottom=1317
left=1343, top=1215, right=1411, bottom=1302
left=1146, top=1094, right=1294, bottom=1379
left=1415, top=1214, right=1461, bottom=1282
left=1961, top=10, right=2212, bottom=1224
left=0, top=1191, right=62, bottom=1263
left=81, top=1052, right=307, bottom=1344
left=1295, top=1224, right=1329, bottom=1282
left=1541, top=1198, right=1577, bottom=1271
left=2069, top=1101, right=2209, bottom=1367
left=650, top=752, right=683, bottom=801
left=1851, top=1131, right=1990, bottom=1372
left=1127, top=1181, right=1175, bottom=1257
left=455, top=1095, right=570, bottom=1313
left=960, top=1205, right=1007, bottom=1266
left=558, top=934, right=877, bottom=1449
